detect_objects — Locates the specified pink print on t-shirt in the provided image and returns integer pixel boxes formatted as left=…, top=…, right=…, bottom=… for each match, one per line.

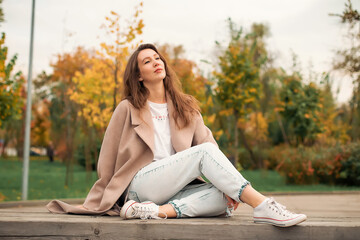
left=152, top=114, right=169, bottom=121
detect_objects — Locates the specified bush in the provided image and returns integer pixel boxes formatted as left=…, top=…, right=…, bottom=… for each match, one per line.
left=270, top=146, right=317, bottom=184
left=338, top=145, right=360, bottom=185
left=269, top=142, right=360, bottom=186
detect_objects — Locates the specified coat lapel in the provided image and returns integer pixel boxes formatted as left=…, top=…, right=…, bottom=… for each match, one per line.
left=130, top=103, right=155, bottom=155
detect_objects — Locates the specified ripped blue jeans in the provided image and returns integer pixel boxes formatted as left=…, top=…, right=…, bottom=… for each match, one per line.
left=127, top=142, right=250, bottom=218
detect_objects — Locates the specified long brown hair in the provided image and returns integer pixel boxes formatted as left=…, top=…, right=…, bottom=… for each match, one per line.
left=123, top=43, right=200, bottom=128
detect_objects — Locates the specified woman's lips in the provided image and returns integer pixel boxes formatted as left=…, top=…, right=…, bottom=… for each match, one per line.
left=154, top=68, right=162, bottom=73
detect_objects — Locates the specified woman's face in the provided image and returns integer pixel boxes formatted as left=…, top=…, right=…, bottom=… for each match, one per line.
left=137, top=48, right=166, bottom=85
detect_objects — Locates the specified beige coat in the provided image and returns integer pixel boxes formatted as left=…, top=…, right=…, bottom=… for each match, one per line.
left=46, top=98, right=216, bottom=215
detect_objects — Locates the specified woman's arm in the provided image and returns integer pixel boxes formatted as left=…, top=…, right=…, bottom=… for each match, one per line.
left=192, top=112, right=218, bottom=147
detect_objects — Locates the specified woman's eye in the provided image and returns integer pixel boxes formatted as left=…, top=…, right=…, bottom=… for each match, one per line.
left=145, top=61, right=150, bottom=64
left=155, top=57, right=160, bottom=60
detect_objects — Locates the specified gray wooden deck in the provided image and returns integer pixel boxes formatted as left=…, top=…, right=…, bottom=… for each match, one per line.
left=0, top=193, right=359, bottom=239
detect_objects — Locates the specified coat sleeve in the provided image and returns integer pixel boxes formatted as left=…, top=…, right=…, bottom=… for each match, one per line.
left=192, top=112, right=218, bottom=147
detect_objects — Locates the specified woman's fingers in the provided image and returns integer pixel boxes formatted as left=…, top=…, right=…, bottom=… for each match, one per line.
left=225, top=195, right=239, bottom=210
left=233, top=201, right=239, bottom=210
left=225, top=195, right=233, bottom=206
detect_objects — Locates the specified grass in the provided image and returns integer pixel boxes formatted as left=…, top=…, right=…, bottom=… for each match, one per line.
left=241, top=170, right=360, bottom=192
left=0, top=157, right=97, bottom=202
left=1, top=158, right=359, bottom=202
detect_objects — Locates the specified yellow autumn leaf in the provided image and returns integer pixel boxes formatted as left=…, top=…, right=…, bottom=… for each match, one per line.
left=207, top=114, right=216, bottom=124
left=249, top=88, right=257, bottom=93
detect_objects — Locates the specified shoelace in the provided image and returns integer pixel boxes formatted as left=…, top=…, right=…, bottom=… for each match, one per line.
left=132, top=205, right=167, bottom=220
left=268, top=197, right=295, bottom=217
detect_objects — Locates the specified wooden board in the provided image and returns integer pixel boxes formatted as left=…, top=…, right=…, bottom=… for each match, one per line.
left=0, top=193, right=359, bottom=239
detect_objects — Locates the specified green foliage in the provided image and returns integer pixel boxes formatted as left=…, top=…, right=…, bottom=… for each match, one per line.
left=338, top=145, right=360, bottom=185
left=277, top=71, right=323, bottom=146
left=0, top=32, right=24, bottom=128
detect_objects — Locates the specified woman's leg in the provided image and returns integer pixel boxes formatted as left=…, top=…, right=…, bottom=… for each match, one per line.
left=240, top=185, right=267, bottom=208
left=166, top=183, right=229, bottom=218
left=127, top=142, right=249, bottom=206
left=123, top=142, right=306, bottom=226
left=157, top=184, right=266, bottom=218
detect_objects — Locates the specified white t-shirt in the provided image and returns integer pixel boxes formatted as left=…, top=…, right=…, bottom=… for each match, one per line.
left=148, top=101, right=175, bottom=161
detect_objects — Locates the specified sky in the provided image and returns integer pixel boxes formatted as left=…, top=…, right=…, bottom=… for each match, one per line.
left=2, top=0, right=359, bottom=104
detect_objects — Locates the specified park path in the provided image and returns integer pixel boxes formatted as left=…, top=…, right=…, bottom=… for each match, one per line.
left=0, top=192, right=359, bottom=239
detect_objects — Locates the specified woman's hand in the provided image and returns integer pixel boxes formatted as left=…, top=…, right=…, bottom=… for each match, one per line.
left=225, top=195, right=239, bottom=210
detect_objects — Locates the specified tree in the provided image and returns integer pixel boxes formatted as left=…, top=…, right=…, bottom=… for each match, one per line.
left=70, top=57, right=114, bottom=174
left=330, top=0, right=360, bottom=140
left=276, top=70, right=323, bottom=146
left=0, top=31, right=25, bottom=157
left=214, top=19, right=267, bottom=167
left=0, top=0, right=4, bottom=25
left=97, top=2, right=144, bottom=111
left=0, top=33, right=24, bottom=127
left=49, top=47, right=92, bottom=186
left=30, top=100, right=51, bottom=147
left=71, top=4, right=144, bottom=131
left=317, top=73, right=351, bottom=145
left=68, top=3, right=144, bottom=173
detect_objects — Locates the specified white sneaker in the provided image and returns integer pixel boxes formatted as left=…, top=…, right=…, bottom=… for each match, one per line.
left=120, top=200, right=166, bottom=220
left=253, top=197, right=307, bottom=227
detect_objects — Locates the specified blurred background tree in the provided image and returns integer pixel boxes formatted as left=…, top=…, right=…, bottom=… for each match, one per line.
left=276, top=67, right=323, bottom=146
left=213, top=19, right=267, bottom=168
left=0, top=4, right=25, bottom=158
left=330, top=0, right=360, bottom=141
left=68, top=2, right=144, bottom=177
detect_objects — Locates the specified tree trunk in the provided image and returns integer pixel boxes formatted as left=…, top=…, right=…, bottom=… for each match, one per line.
left=234, top=116, right=239, bottom=167
left=254, top=111, right=263, bottom=168
left=64, top=97, right=76, bottom=187
left=352, top=86, right=360, bottom=141
left=235, top=110, right=258, bottom=168
left=93, top=129, right=101, bottom=171
left=275, top=110, right=290, bottom=145
left=64, top=111, right=73, bottom=187
left=238, top=127, right=258, bottom=168
left=113, top=59, right=119, bottom=112
left=83, top=119, right=92, bottom=180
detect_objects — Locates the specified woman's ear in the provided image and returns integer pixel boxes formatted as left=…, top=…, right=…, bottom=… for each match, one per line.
left=139, top=77, right=143, bottom=82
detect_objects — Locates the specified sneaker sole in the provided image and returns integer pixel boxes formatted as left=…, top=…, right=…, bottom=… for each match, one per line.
left=120, top=200, right=137, bottom=219
left=254, top=215, right=307, bottom=227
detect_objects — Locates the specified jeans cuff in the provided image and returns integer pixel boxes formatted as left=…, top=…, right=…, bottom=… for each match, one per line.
left=238, top=181, right=251, bottom=203
left=225, top=206, right=234, bottom=217
left=168, top=201, right=182, bottom=218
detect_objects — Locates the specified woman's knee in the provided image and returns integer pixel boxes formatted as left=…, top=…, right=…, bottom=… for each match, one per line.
left=198, top=142, right=217, bottom=154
